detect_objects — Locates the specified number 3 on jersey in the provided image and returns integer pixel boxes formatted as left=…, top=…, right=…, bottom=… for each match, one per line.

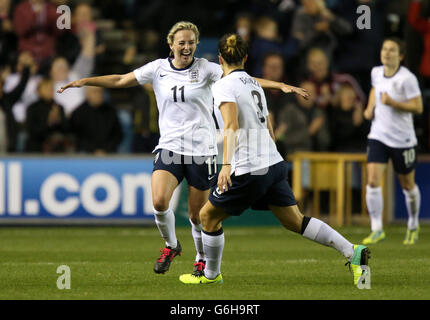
left=171, top=85, right=185, bottom=102
left=251, top=90, right=265, bottom=123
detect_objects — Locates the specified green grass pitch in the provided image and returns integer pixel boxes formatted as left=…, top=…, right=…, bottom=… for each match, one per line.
left=0, top=224, right=429, bottom=300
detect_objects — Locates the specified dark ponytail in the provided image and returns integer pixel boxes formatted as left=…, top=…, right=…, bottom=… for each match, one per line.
left=218, top=33, right=248, bottom=66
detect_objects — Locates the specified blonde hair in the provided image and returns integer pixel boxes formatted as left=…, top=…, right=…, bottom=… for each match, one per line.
left=225, top=34, right=237, bottom=55
left=167, top=21, right=200, bottom=46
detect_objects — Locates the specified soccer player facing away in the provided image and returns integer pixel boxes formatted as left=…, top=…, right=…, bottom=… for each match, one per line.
left=58, top=21, right=308, bottom=276
left=362, top=38, right=423, bottom=245
left=179, top=33, right=370, bottom=286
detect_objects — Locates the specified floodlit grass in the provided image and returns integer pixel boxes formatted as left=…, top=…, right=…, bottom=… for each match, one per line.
left=0, top=225, right=429, bottom=300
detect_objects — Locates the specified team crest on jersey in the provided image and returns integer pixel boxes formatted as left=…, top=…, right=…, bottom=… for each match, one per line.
left=189, top=70, right=199, bottom=83
left=392, top=81, right=400, bottom=93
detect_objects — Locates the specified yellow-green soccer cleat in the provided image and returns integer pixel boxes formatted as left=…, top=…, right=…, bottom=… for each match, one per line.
left=346, top=245, right=371, bottom=288
left=362, top=230, right=385, bottom=244
left=403, top=227, right=419, bottom=245
left=179, top=273, right=223, bottom=285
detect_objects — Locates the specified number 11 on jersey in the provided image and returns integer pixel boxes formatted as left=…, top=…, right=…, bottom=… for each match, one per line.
left=171, top=85, right=185, bottom=102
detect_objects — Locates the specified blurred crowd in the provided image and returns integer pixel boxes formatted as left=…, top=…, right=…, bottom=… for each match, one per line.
left=0, top=0, right=429, bottom=156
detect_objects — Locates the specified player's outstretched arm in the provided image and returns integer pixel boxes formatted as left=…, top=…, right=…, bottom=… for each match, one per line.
left=57, top=72, right=139, bottom=93
left=254, top=77, right=310, bottom=100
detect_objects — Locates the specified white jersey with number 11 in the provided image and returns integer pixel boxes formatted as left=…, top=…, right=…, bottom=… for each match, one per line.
left=134, top=57, right=223, bottom=156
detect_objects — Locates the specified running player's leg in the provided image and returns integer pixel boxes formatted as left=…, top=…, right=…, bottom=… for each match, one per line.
left=269, top=204, right=370, bottom=285
left=179, top=201, right=228, bottom=284
left=398, top=170, right=421, bottom=244
left=199, top=201, right=230, bottom=280
left=364, top=139, right=389, bottom=244
left=364, top=162, right=387, bottom=243
left=152, top=169, right=182, bottom=273
left=184, top=155, right=218, bottom=271
left=269, top=204, right=354, bottom=259
left=188, top=185, right=210, bottom=265
left=152, top=169, right=180, bottom=247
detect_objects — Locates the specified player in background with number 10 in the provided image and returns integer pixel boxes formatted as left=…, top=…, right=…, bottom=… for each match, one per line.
left=57, top=21, right=309, bottom=276
left=363, top=37, right=423, bottom=245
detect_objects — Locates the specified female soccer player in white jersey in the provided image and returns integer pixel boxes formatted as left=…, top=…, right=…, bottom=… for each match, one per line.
left=179, top=33, right=370, bottom=287
left=58, top=21, right=308, bottom=276
left=362, top=38, right=423, bottom=245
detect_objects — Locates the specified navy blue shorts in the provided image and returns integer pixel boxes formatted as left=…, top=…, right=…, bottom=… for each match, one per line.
left=367, top=139, right=417, bottom=174
left=208, top=161, right=297, bottom=216
left=153, top=149, right=218, bottom=190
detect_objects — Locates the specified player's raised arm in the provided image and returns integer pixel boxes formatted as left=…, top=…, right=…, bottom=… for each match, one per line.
left=254, top=77, right=310, bottom=100
left=57, top=72, right=139, bottom=93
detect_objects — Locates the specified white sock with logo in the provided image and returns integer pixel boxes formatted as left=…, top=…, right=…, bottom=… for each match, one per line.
left=302, top=218, right=354, bottom=259
left=366, top=185, right=383, bottom=232
left=153, top=207, right=177, bottom=249
left=202, top=229, right=224, bottom=280
left=403, top=185, right=421, bottom=230
left=189, top=219, right=204, bottom=261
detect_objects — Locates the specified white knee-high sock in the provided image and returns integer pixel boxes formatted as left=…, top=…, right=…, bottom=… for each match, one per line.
left=202, top=229, right=224, bottom=280
left=189, top=219, right=204, bottom=261
left=302, top=218, right=354, bottom=259
left=366, top=185, right=383, bottom=232
left=153, top=207, right=177, bottom=249
left=403, top=185, right=421, bottom=230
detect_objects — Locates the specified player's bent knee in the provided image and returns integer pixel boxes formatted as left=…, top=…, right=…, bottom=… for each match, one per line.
left=152, top=196, right=170, bottom=212
left=189, top=215, right=200, bottom=225
left=400, top=181, right=415, bottom=191
left=199, top=209, right=210, bottom=229
left=367, top=181, right=380, bottom=188
left=199, top=210, right=219, bottom=232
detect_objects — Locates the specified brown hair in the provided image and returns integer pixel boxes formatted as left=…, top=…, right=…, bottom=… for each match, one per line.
left=218, top=33, right=248, bottom=66
left=383, top=37, right=405, bottom=57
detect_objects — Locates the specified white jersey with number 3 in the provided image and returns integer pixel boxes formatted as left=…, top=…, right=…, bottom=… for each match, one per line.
left=133, top=57, right=223, bottom=156
left=211, top=69, right=283, bottom=176
left=368, top=65, right=421, bottom=148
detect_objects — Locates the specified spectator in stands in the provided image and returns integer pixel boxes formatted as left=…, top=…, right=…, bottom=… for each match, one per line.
left=0, top=0, right=17, bottom=68
left=409, top=0, right=430, bottom=88
left=330, top=0, right=382, bottom=94
left=52, top=26, right=95, bottom=117
left=56, top=2, right=106, bottom=72
left=329, top=83, right=368, bottom=152
left=2, top=51, right=40, bottom=151
left=260, top=52, right=294, bottom=156
left=249, top=16, right=297, bottom=76
left=235, top=12, right=254, bottom=45
left=277, top=81, right=330, bottom=154
left=291, top=0, right=352, bottom=59
left=13, top=0, right=60, bottom=72
left=0, top=62, right=30, bottom=153
left=130, top=83, right=160, bottom=153
left=262, top=52, right=292, bottom=118
left=69, top=86, right=123, bottom=154
left=304, top=47, right=366, bottom=111
left=25, top=77, right=67, bottom=153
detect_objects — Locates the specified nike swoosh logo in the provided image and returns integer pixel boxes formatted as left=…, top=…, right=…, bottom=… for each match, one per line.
left=160, top=74, right=167, bottom=77
left=208, top=175, right=216, bottom=180
left=212, top=190, right=220, bottom=198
